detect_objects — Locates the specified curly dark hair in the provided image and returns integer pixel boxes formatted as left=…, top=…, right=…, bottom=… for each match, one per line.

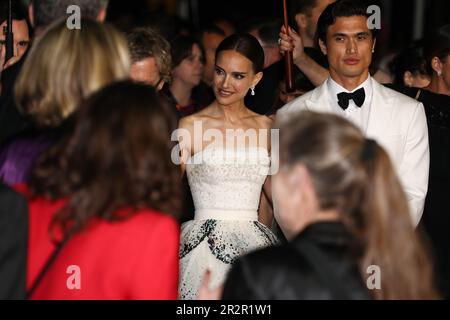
left=29, top=80, right=181, bottom=240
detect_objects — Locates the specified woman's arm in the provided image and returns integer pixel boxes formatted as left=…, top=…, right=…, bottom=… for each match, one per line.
left=258, top=177, right=273, bottom=229
left=177, top=117, right=194, bottom=177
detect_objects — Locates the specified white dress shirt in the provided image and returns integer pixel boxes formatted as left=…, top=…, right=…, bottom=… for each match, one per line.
left=327, top=76, right=373, bottom=134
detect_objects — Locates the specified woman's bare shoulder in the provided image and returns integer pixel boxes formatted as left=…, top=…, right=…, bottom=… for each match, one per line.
left=179, top=108, right=211, bottom=129
left=246, top=111, right=274, bottom=130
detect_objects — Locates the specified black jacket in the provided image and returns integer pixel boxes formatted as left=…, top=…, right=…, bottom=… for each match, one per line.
left=222, top=222, right=371, bottom=300
left=0, top=55, right=29, bottom=144
left=245, top=47, right=328, bottom=115
left=0, top=183, right=28, bottom=299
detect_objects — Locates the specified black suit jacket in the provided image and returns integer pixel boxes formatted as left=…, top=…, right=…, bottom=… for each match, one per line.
left=222, top=222, right=370, bottom=300
left=0, top=55, right=29, bottom=144
left=0, top=183, right=28, bottom=299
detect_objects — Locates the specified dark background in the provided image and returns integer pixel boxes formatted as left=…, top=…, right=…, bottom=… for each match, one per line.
left=106, top=0, right=450, bottom=55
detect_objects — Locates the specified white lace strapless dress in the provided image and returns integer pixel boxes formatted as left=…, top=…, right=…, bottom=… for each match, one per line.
left=179, top=147, right=279, bottom=300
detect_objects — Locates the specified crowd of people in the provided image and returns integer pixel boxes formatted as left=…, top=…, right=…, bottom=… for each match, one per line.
left=0, top=0, right=449, bottom=300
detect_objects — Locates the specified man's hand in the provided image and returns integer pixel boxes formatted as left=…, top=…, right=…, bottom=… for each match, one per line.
left=279, top=25, right=306, bottom=63
left=278, top=25, right=329, bottom=86
left=197, top=270, right=223, bottom=300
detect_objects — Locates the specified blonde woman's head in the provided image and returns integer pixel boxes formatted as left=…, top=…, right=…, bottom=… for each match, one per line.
left=15, top=18, right=130, bottom=128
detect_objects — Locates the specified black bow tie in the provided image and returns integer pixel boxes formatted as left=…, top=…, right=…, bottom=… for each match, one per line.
left=337, top=88, right=365, bottom=110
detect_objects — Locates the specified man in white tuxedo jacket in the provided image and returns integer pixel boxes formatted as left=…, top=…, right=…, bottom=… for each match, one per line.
left=277, top=0, right=429, bottom=226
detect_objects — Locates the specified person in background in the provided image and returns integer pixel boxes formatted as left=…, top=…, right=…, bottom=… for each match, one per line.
left=281, top=0, right=335, bottom=84
left=162, top=34, right=206, bottom=117
left=126, top=27, right=171, bottom=91
left=248, top=18, right=283, bottom=69
left=0, top=19, right=130, bottom=186
left=0, top=0, right=31, bottom=71
left=248, top=0, right=332, bottom=115
left=213, top=17, right=235, bottom=37
left=389, top=44, right=431, bottom=89
left=199, top=25, right=226, bottom=88
left=268, top=66, right=316, bottom=116
left=0, top=0, right=110, bottom=144
left=22, top=81, right=181, bottom=299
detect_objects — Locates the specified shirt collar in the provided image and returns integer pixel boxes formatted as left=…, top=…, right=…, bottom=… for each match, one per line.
left=327, top=75, right=372, bottom=102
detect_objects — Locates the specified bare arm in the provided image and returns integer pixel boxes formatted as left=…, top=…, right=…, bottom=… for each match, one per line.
left=279, top=26, right=329, bottom=86
left=177, top=118, right=193, bottom=177
left=258, top=177, right=273, bottom=229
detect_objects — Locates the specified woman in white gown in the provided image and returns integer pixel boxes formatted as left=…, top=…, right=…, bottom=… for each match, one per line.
left=177, top=33, right=279, bottom=300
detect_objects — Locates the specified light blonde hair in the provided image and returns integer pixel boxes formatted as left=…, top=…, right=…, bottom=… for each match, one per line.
left=278, top=111, right=438, bottom=299
left=15, top=18, right=130, bottom=128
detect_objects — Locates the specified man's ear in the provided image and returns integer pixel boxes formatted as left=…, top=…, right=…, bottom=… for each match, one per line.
left=295, top=13, right=308, bottom=31
left=96, top=7, right=107, bottom=22
left=431, top=56, right=443, bottom=75
left=28, top=3, right=34, bottom=27
left=403, top=71, right=414, bottom=87
left=319, top=39, right=327, bottom=55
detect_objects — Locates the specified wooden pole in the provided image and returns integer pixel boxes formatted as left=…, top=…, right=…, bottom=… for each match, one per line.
left=283, top=0, right=294, bottom=92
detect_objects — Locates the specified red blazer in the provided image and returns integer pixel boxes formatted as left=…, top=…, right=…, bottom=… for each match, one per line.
left=18, top=186, right=180, bottom=300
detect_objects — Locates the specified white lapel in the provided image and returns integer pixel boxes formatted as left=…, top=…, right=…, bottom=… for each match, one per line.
left=304, top=79, right=336, bottom=113
left=365, top=78, right=396, bottom=138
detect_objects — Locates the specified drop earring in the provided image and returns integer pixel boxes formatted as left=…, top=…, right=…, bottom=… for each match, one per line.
left=250, top=86, right=255, bottom=96
left=438, top=71, right=443, bottom=77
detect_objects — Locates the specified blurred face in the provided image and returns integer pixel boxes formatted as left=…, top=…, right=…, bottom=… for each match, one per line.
left=273, top=169, right=296, bottom=237
left=202, top=32, right=225, bottom=84
left=172, top=43, right=204, bottom=88
left=273, top=164, right=316, bottom=240
left=305, top=0, right=335, bottom=41
left=214, top=20, right=235, bottom=37
left=319, top=15, right=375, bottom=86
left=279, top=81, right=306, bottom=103
left=213, top=50, right=262, bottom=106
left=130, top=57, right=164, bottom=90
left=404, top=71, right=430, bottom=89
left=249, top=29, right=281, bottom=69
left=0, top=19, right=30, bottom=68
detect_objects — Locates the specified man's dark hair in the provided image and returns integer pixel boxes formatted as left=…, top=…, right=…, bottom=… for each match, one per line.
left=170, top=34, right=205, bottom=67
left=288, top=0, right=318, bottom=29
left=425, top=25, right=450, bottom=62
left=317, top=0, right=379, bottom=43
left=243, top=18, right=282, bottom=47
left=200, top=24, right=226, bottom=38
left=32, top=0, right=107, bottom=29
left=0, top=0, right=29, bottom=25
left=389, top=44, right=430, bottom=85
left=289, top=0, right=318, bottom=15
left=257, top=19, right=283, bottom=46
